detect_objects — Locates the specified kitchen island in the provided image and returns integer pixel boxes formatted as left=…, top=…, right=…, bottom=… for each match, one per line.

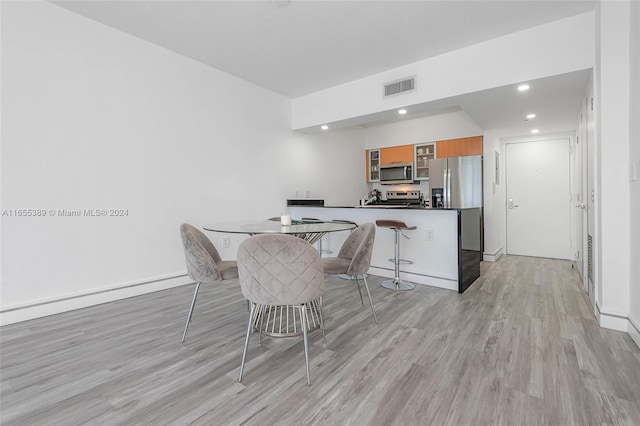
left=286, top=205, right=482, bottom=293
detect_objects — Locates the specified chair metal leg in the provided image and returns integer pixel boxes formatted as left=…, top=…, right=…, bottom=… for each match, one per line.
left=361, top=274, right=379, bottom=324
left=181, top=282, right=201, bottom=343
left=318, top=297, right=326, bottom=344
left=300, top=304, right=311, bottom=386
left=239, top=302, right=255, bottom=382
left=258, top=305, right=266, bottom=343
left=340, top=273, right=368, bottom=280
left=354, top=275, right=365, bottom=306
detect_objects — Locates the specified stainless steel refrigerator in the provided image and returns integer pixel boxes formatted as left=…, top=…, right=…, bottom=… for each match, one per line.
left=429, top=155, right=483, bottom=208
left=429, top=155, right=483, bottom=293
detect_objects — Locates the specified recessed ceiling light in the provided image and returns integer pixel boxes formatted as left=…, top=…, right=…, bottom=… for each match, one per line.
left=321, top=125, right=328, bottom=130
left=517, top=84, right=530, bottom=92
left=526, top=113, right=536, bottom=119
left=531, top=129, right=539, bottom=134
left=398, top=109, right=407, bottom=115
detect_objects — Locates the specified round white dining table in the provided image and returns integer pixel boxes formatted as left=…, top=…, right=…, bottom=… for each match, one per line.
left=203, top=219, right=356, bottom=337
left=203, top=219, right=355, bottom=245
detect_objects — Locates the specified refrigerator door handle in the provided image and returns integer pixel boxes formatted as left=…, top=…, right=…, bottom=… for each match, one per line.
left=448, top=169, right=452, bottom=207
left=442, top=167, right=448, bottom=207
left=445, top=168, right=451, bottom=208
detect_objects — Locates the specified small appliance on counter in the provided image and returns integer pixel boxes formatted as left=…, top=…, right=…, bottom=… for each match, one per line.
left=287, top=199, right=324, bottom=207
left=360, top=189, right=381, bottom=206
left=432, top=188, right=444, bottom=208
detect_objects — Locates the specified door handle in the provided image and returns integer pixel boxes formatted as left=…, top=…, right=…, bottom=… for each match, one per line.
left=508, top=198, right=519, bottom=209
left=576, top=203, right=586, bottom=209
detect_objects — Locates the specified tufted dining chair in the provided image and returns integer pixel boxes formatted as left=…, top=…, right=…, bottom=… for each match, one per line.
left=179, top=223, right=238, bottom=342
left=322, top=223, right=378, bottom=323
left=331, top=219, right=367, bottom=280
left=237, top=234, right=325, bottom=386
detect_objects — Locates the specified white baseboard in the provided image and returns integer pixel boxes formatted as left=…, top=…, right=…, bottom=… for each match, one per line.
left=483, top=247, right=503, bottom=262
left=595, top=302, right=631, bottom=332
left=628, top=315, right=640, bottom=349
left=0, top=273, right=192, bottom=326
left=368, top=266, right=458, bottom=291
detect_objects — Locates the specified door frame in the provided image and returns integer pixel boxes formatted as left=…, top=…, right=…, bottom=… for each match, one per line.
left=576, top=99, right=589, bottom=292
left=503, top=133, right=576, bottom=260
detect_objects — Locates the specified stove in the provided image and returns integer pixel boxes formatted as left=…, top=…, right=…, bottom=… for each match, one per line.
left=376, top=190, right=427, bottom=207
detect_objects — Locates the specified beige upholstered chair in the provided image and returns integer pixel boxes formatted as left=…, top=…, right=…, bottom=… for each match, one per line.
left=179, top=223, right=238, bottom=342
left=331, top=220, right=366, bottom=280
left=237, top=234, right=325, bottom=386
left=322, top=223, right=378, bottom=323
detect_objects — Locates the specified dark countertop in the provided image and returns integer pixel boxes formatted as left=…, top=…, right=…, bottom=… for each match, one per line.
left=289, top=205, right=476, bottom=211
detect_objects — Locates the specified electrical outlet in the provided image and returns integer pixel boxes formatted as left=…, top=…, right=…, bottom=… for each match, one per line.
left=222, top=237, right=231, bottom=248
left=631, top=159, right=639, bottom=181
left=426, top=229, right=434, bottom=241
left=304, top=189, right=310, bottom=198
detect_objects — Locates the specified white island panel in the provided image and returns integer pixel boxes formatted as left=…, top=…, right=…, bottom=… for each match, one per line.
left=287, top=207, right=460, bottom=291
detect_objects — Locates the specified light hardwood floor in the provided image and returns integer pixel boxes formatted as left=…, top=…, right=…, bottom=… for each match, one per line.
left=1, top=255, right=639, bottom=425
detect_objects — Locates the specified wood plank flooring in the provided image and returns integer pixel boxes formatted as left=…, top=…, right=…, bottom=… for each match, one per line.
left=1, top=255, right=639, bottom=425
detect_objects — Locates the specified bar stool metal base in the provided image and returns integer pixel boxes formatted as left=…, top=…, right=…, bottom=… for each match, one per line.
left=381, top=278, right=415, bottom=291
left=376, top=219, right=418, bottom=292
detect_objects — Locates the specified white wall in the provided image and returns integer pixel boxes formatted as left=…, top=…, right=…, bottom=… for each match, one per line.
left=293, top=12, right=595, bottom=130
left=481, top=130, right=505, bottom=261
left=627, top=0, right=640, bottom=346
left=277, top=127, right=367, bottom=206
left=361, top=110, right=482, bottom=150
left=0, top=1, right=365, bottom=324
left=594, top=1, right=632, bottom=330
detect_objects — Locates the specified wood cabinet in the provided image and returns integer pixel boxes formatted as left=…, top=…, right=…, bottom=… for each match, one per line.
left=366, top=137, right=481, bottom=183
left=436, top=136, right=483, bottom=158
left=367, top=145, right=411, bottom=182
left=366, top=149, right=380, bottom=182
left=414, top=142, right=436, bottom=180
left=380, top=144, right=414, bottom=165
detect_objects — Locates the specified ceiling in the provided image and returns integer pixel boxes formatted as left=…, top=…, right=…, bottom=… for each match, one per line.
left=356, top=69, right=592, bottom=135
left=52, top=0, right=597, bottom=134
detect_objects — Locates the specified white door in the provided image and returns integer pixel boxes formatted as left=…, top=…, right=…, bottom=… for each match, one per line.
left=506, top=138, right=572, bottom=259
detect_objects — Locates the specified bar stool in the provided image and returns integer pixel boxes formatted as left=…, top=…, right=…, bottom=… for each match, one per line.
left=376, top=220, right=417, bottom=291
left=302, top=218, right=332, bottom=256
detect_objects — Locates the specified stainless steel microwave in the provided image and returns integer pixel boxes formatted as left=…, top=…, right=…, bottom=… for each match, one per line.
left=379, top=162, right=414, bottom=184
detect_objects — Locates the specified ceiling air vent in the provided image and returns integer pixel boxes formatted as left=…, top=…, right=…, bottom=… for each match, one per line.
left=384, top=76, right=416, bottom=97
